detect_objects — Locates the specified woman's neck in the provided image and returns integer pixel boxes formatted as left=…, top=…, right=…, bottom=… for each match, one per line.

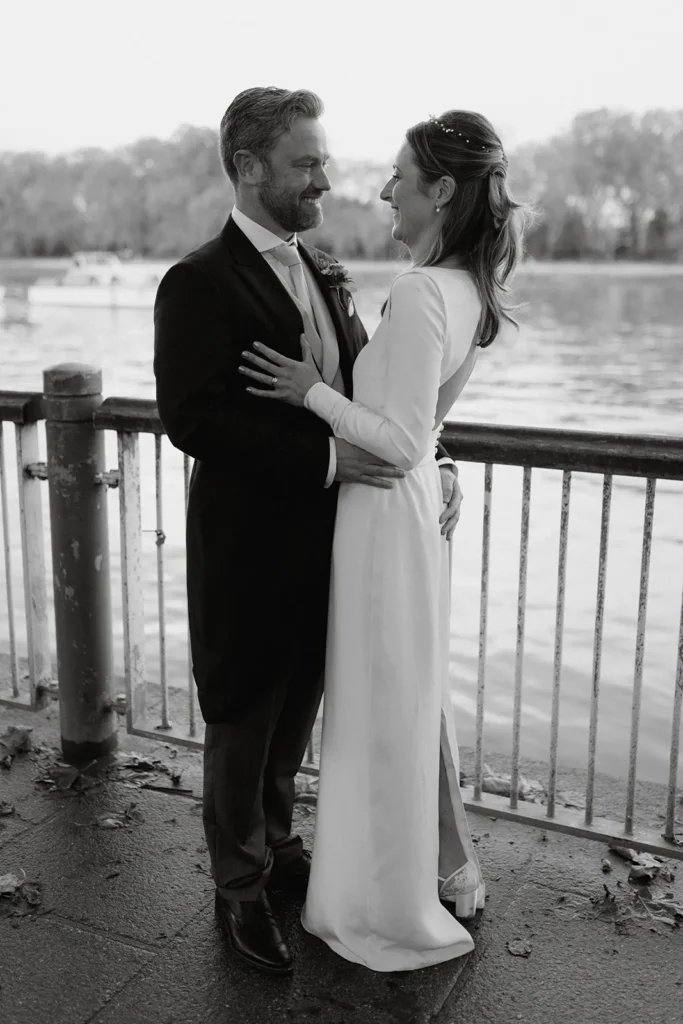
left=407, top=223, right=440, bottom=264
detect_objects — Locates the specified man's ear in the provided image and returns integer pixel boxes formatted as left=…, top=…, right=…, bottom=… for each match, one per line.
left=232, top=150, right=267, bottom=186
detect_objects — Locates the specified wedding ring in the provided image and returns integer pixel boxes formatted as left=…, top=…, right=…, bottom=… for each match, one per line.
left=271, top=376, right=278, bottom=386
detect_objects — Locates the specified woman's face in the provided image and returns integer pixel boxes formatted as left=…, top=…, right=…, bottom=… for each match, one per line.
left=380, top=140, right=438, bottom=254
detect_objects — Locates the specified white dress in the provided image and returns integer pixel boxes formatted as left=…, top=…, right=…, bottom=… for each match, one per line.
left=301, top=267, right=486, bottom=972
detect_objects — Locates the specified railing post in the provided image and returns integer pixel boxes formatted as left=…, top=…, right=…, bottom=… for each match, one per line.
left=43, top=363, right=117, bottom=763
left=16, top=421, right=52, bottom=707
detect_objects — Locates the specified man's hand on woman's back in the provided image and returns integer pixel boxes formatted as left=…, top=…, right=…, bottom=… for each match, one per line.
left=334, top=439, right=405, bottom=489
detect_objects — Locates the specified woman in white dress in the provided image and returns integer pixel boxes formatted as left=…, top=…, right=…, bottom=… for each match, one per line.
left=240, top=110, right=526, bottom=972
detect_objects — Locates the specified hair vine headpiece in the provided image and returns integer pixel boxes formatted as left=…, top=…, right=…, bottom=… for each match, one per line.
left=427, top=115, right=490, bottom=152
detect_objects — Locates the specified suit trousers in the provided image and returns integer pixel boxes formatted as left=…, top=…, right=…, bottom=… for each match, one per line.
left=202, top=649, right=324, bottom=901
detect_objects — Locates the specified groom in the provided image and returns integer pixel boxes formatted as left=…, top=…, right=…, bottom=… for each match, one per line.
left=154, top=86, right=462, bottom=975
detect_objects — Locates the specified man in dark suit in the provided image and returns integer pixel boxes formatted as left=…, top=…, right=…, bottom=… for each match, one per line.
left=154, top=86, right=462, bottom=975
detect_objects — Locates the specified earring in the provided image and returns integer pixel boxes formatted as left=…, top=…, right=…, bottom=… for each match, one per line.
left=435, top=204, right=441, bottom=213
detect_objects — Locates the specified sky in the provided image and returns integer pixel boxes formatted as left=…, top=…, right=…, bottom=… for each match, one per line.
left=1, top=0, right=682, bottom=162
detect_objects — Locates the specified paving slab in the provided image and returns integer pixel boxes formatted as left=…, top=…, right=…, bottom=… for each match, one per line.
left=0, top=914, right=154, bottom=1024
left=0, top=711, right=66, bottom=848
left=90, top=893, right=477, bottom=1024
left=436, top=880, right=683, bottom=1024
left=1, top=783, right=214, bottom=946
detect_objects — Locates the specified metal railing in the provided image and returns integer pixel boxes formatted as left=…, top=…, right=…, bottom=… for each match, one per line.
left=439, top=421, right=683, bottom=860
left=1, top=374, right=682, bottom=861
left=0, top=391, right=51, bottom=708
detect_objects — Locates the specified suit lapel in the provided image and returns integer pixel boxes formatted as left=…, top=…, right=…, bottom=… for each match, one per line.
left=299, top=244, right=362, bottom=396
left=218, top=217, right=304, bottom=358
left=217, top=220, right=363, bottom=394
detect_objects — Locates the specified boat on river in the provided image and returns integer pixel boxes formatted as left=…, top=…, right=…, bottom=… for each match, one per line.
left=0, top=253, right=170, bottom=310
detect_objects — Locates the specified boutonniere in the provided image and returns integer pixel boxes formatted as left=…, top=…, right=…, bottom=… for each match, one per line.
left=310, top=251, right=357, bottom=316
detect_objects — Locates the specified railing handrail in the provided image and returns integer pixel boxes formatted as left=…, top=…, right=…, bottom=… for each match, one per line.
left=94, top=397, right=164, bottom=434
left=3, top=388, right=683, bottom=479
left=0, top=391, right=44, bottom=424
left=441, top=421, right=683, bottom=479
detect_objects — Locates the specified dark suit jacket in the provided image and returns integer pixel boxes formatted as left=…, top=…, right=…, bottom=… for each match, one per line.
left=153, top=216, right=367, bottom=721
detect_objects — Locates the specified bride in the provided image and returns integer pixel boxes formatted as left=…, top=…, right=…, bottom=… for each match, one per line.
left=240, top=109, right=526, bottom=972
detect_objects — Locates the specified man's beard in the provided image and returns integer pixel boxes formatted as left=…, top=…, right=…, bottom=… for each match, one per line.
left=259, top=172, right=323, bottom=234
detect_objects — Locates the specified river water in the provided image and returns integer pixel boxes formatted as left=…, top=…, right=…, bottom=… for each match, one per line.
left=1, top=261, right=682, bottom=785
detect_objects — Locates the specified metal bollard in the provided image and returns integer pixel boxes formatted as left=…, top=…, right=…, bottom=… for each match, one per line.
left=43, top=363, right=117, bottom=763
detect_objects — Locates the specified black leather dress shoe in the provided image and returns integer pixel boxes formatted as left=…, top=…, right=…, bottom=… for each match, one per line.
left=267, top=849, right=312, bottom=896
left=214, top=891, right=293, bottom=975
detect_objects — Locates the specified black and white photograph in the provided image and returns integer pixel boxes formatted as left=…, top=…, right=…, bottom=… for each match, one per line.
left=1, top=1, right=682, bottom=1022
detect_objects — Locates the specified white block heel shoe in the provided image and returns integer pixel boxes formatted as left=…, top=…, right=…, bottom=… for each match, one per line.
left=438, top=862, right=480, bottom=920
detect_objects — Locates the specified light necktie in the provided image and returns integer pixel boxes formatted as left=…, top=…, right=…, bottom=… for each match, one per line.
left=267, top=243, right=324, bottom=374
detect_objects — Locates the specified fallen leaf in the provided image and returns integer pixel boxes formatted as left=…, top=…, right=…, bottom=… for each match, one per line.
left=21, top=883, right=42, bottom=907
left=97, top=816, right=125, bottom=829
left=0, top=869, right=26, bottom=896
left=507, top=939, right=533, bottom=958
left=0, top=727, right=32, bottom=766
left=0, top=801, right=15, bottom=816
left=481, top=766, right=545, bottom=804
left=608, top=844, right=671, bottom=882
left=553, top=879, right=683, bottom=932
left=48, top=766, right=82, bottom=791
left=117, top=754, right=159, bottom=772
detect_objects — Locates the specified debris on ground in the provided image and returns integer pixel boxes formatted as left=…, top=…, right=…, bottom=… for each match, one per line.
left=93, top=802, right=144, bottom=829
left=115, top=752, right=185, bottom=790
left=482, top=766, right=545, bottom=802
left=294, top=773, right=319, bottom=806
left=34, top=747, right=189, bottom=799
left=608, top=844, right=676, bottom=883
left=0, top=871, right=43, bottom=922
left=0, top=869, right=26, bottom=896
left=601, top=858, right=613, bottom=873
left=138, top=783, right=193, bottom=797
left=458, top=764, right=584, bottom=810
left=0, top=801, right=15, bottom=816
left=553, top=881, right=683, bottom=933
left=37, top=759, right=102, bottom=794
left=0, top=727, right=33, bottom=768
left=116, top=757, right=184, bottom=786
left=117, top=754, right=159, bottom=773
left=96, top=816, right=125, bottom=829
left=507, top=938, right=533, bottom=957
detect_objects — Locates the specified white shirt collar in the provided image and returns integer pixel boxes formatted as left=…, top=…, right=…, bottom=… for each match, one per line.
left=231, top=205, right=296, bottom=253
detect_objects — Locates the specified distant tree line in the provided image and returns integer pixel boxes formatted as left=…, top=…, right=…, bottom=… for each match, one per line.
left=1, top=108, right=682, bottom=262
left=513, top=109, right=683, bottom=261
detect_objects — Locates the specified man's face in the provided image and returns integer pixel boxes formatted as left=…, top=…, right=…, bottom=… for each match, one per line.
left=258, top=117, right=331, bottom=233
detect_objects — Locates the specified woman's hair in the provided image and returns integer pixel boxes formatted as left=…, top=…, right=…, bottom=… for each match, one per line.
left=406, top=110, right=528, bottom=347
left=219, top=87, right=324, bottom=185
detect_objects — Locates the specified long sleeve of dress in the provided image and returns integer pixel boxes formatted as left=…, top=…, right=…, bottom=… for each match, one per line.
left=304, top=271, right=446, bottom=471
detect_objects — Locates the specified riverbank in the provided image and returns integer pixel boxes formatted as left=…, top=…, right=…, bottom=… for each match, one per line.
left=1, top=702, right=681, bottom=1024
left=2, top=257, right=683, bottom=311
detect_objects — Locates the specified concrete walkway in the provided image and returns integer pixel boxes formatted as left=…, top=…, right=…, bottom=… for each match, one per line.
left=1, top=705, right=681, bottom=1024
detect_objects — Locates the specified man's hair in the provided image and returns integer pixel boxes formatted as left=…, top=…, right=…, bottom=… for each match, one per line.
left=219, top=87, right=324, bottom=185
